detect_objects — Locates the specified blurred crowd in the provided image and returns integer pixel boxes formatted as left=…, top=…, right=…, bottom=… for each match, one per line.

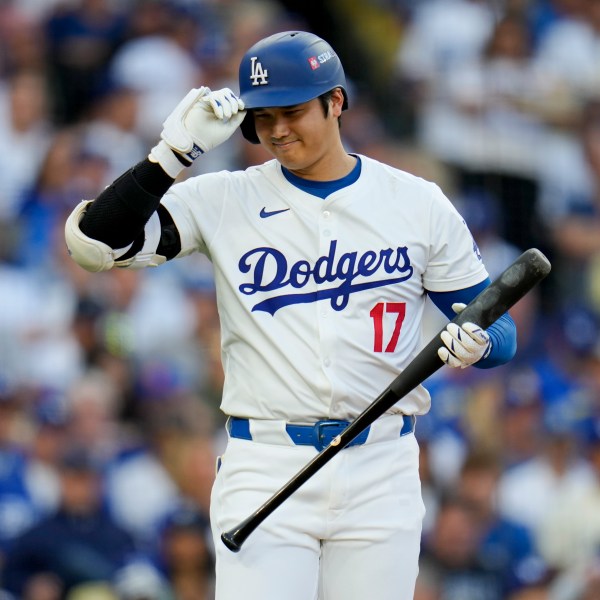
left=0, top=0, right=599, bottom=598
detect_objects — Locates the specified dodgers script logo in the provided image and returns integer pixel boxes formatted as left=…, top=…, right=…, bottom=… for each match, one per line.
left=239, top=240, right=414, bottom=315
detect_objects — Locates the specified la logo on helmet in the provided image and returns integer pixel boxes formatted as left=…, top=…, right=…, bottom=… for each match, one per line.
left=250, top=57, right=268, bottom=86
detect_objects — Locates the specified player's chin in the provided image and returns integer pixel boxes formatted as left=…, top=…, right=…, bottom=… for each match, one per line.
left=271, top=144, right=306, bottom=168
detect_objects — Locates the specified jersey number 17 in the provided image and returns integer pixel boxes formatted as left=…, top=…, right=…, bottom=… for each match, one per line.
left=369, top=302, right=406, bottom=353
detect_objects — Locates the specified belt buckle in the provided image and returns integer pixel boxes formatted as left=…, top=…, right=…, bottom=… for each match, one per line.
left=312, top=420, right=348, bottom=451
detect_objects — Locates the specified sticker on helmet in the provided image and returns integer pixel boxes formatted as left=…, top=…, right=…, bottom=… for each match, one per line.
left=308, top=56, right=319, bottom=70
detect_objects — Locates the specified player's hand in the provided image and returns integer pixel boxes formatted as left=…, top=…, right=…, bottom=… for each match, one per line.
left=437, top=303, right=491, bottom=368
left=150, top=87, right=245, bottom=177
left=164, top=86, right=245, bottom=156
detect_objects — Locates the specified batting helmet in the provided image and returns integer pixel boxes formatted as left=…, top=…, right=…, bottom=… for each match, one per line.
left=238, top=31, right=349, bottom=143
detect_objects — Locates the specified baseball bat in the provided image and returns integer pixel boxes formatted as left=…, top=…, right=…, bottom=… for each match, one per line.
left=221, top=247, right=551, bottom=552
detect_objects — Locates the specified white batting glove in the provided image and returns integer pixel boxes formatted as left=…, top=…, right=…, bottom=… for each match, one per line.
left=149, top=87, right=245, bottom=178
left=437, top=303, right=491, bottom=368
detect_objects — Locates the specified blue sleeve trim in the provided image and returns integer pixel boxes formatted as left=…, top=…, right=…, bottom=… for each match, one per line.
left=482, top=313, right=517, bottom=368
left=427, top=279, right=491, bottom=320
left=427, top=278, right=517, bottom=369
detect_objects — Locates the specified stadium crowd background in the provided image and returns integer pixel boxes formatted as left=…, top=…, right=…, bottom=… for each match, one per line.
left=0, top=0, right=600, bottom=598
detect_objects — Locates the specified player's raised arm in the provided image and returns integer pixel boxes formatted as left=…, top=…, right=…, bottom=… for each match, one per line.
left=64, top=87, right=245, bottom=272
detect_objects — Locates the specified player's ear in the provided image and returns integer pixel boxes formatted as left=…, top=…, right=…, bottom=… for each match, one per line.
left=330, top=88, right=345, bottom=117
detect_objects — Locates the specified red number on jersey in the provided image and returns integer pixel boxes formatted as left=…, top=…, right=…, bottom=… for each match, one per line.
left=369, top=302, right=406, bottom=352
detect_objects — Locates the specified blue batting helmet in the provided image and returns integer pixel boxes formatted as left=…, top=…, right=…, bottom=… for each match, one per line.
left=238, top=31, right=349, bottom=143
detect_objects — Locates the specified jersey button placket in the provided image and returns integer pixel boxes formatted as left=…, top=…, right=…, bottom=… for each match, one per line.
left=322, top=209, right=332, bottom=238
left=317, top=208, right=337, bottom=380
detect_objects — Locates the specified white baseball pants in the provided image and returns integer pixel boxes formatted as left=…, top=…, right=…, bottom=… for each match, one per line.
left=210, top=416, right=424, bottom=600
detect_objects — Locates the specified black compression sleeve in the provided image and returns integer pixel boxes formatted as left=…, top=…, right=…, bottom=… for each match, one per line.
left=156, top=204, right=182, bottom=259
left=79, top=158, right=175, bottom=249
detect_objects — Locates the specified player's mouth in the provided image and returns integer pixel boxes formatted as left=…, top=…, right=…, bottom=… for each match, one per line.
left=272, top=139, right=298, bottom=150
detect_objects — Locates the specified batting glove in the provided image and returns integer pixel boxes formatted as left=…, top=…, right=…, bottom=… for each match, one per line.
left=149, top=87, right=245, bottom=178
left=437, top=303, right=491, bottom=368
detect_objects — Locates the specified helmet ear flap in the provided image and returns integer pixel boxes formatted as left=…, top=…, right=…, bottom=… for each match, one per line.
left=240, top=112, right=259, bottom=144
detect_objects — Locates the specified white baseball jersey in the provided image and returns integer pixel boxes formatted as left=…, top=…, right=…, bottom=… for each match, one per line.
left=161, top=155, right=487, bottom=422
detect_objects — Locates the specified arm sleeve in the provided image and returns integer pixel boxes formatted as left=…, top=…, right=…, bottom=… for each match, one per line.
left=78, top=157, right=183, bottom=261
left=428, top=278, right=518, bottom=369
left=79, top=158, right=175, bottom=249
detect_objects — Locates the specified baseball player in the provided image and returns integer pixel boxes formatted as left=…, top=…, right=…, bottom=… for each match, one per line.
left=64, top=31, right=517, bottom=600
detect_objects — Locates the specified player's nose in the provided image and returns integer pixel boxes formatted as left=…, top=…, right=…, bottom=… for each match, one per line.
left=269, top=116, right=292, bottom=139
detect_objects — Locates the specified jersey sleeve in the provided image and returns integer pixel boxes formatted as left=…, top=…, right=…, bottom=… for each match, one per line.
left=422, top=183, right=488, bottom=292
left=160, top=172, right=228, bottom=258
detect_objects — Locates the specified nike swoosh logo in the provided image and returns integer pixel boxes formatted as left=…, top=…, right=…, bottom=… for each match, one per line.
left=260, top=207, right=290, bottom=219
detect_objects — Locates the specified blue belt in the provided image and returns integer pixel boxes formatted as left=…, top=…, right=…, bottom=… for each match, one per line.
left=227, top=415, right=416, bottom=452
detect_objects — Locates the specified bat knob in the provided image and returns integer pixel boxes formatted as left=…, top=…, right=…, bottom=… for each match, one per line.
left=221, top=531, right=243, bottom=552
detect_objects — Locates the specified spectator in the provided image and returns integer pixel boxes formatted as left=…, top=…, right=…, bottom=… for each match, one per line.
left=98, top=266, right=202, bottom=380
left=112, top=558, right=171, bottom=600
left=532, top=0, right=600, bottom=107
left=0, top=387, right=39, bottom=563
left=104, top=422, right=182, bottom=550
left=68, top=295, right=108, bottom=370
left=0, top=69, right=53, bottom=221
left=43, top=0, right=129, bottom=123
left=0, top=5, right=48, bottom=74
left=536, top=98, right=600, bottom=308
left=549, top=556, right=600, bottom=600
left=499, top=367, right=547, bottom=467
left=408, top=12, right=551, bottom=250
left=17, top=129, right=110, bottom=272
left=497, top=416, right=596, bottom=542
left=536, top=423, right=600, bottom=572
left=108, top=2, right=204, bottom=144
left=105, top=392, right=215, bottom=549
left=456, top=450, right=546, bottom=595
left=79, top=82, right=146, bottom=185
left=396, top=0, right=495, bottom=93
left=64, top=370, right=124, bottom=465
left=525, top=0, right=588, bottom=48
left=417, top=361, right=509, bottom=491
left=415, top=495, right=504, bottom=600
left=23, top=389, right=71, bottom=517
left=155, top=504, right=214, bottom=600
left=0, top=234, right=81, bottom=391
left=2, top=444, right=138, bottom=599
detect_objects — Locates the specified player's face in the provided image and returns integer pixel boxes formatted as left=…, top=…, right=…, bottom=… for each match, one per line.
left=252, top=89, right=346, bottom=179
